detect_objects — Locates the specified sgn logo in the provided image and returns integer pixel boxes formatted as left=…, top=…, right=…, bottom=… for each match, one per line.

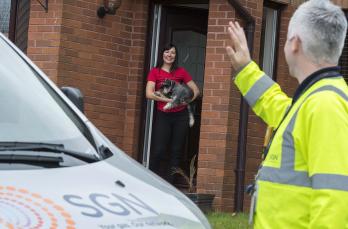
left=63, top=192, right=159, bottom=218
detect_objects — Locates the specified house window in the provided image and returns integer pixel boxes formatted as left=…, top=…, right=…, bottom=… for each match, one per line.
left=339, top=12, right=348, bottom=82
left=12, top=0, right=31, bottom=53
left=2, top=0, right=31, bottom=53
left=260, top=2, right=282, bottom=80
left=0, top=0, right=11, bottom=37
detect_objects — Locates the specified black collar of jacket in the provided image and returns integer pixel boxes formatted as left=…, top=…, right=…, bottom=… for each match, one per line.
left=292, top=66, right=341, bottom=105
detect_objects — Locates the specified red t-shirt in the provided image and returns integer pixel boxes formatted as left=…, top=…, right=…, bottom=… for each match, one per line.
left=147, top=67, right=193, bottom=112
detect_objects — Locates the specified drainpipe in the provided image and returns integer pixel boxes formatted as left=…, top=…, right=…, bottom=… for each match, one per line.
left=227, top=0, right=255, bottom=212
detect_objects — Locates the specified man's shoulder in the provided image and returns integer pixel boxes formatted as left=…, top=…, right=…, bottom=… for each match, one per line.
left=302, top=85, right=348, bottom=114
left=306, top=80, right=348, bottom=102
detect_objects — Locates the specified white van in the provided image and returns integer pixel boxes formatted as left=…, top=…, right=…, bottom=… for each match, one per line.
left=0, top=33, right=211, bottom=229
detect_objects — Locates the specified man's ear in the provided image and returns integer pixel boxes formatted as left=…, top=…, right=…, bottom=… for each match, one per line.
left=292, top=35, right=301, bottom=53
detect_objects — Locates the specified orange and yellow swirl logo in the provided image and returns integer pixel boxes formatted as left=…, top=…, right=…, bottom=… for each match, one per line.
left=0, top=186, right=76, bottom=229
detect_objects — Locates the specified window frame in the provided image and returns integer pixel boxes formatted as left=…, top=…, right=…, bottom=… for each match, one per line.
left=8, top=0, right=30, bottom=53
left=339, top=10, right=348, bottom=82
left=8, top=0, right=17, bottom=41
left=259, top=1, right=284, bottom=81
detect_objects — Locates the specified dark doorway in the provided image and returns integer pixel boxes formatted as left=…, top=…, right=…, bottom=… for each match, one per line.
left=141, top=3, right=208, bottom=190
left=158, top=5, right=208, bottom=188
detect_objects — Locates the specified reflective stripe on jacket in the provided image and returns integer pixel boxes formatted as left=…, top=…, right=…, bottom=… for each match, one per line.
left=234, top=61, right=348, bottom=229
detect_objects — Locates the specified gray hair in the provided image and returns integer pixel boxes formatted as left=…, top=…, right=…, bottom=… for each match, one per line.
left=288, top=0, right=347, bottom=65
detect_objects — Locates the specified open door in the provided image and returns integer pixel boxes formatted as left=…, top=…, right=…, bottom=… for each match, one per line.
left=141, top=2, right=208, bottom=189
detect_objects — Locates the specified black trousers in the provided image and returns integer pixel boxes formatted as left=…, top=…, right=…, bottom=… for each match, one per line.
left=150, top=109, right=189, bottom=184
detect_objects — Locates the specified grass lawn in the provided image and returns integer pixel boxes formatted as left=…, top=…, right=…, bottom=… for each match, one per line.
left=206, top=212, right=250, bottom=229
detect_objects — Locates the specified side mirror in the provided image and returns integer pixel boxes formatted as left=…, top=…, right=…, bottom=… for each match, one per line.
left=60, top=87, right=84, bottom=113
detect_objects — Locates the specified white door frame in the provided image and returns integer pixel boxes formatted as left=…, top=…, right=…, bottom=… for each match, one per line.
left=142, top=4, right=162, bottom=168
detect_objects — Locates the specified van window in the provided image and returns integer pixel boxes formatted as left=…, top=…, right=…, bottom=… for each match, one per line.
left=0, top=37, right=97, bottom=156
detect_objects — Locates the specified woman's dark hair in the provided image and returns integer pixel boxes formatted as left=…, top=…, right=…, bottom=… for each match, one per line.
left=156, top=43, right=179, bottom=72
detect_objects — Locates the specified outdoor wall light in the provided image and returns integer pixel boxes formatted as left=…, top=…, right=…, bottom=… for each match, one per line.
left=97, top=0, right=122, bottom=18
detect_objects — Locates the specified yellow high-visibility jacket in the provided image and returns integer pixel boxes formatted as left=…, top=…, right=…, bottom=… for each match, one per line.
left=234, top=61, right=348, bottom=229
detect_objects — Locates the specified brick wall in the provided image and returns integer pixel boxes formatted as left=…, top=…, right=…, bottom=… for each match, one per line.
left=333, top=0, right=348, bottom=8
left=27, top=0, right=148, bottom=158
left=197, top=0, right=264, bottom=212
left=122, top=0, right=148, bottom=156
left=27, top=0, right=63, bottom=83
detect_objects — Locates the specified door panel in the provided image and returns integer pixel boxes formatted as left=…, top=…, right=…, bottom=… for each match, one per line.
left=172, top=30, right=206, bottom=92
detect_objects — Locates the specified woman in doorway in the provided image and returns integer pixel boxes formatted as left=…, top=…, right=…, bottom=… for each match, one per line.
left=146, top=43, right=200, bottom=184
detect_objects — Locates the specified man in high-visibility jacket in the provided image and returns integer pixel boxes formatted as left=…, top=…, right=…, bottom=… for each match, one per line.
left=225, top=0, right=348, bottom=228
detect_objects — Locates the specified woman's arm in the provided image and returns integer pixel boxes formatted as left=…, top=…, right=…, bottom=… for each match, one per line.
left=146, top=81, right=173, bottom=103
left=186, top=80, right=200, bottom=102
